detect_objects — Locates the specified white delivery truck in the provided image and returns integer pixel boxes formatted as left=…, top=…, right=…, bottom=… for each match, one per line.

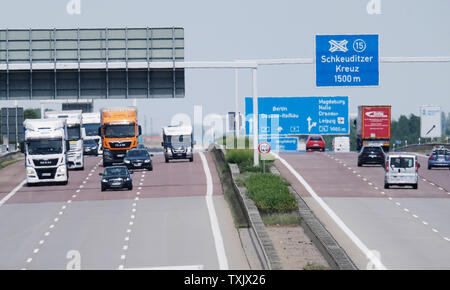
left=162, top=125, right=195, bottom=163
left=333, top=137, right=350, bottom=152
left=82, top=112, right=102, bottom=155
left=45, top=110, right=85, bottom=170
left=23, top=118, right=69, bottom=185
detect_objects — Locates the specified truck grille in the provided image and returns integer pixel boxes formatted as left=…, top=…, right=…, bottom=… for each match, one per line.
left=36, top=168, right=57, bottom=180
left=33, top=158, right=59, bottom=167
left=109, top=141, right=132, bottom=149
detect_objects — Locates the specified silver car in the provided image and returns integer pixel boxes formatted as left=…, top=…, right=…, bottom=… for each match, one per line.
left=384, top=154, right=420, bottom=189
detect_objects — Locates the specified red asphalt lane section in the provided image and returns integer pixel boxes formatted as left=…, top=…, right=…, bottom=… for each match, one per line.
left=2, top=152, right=221, bottom=205
left=277, top=152, right=449, bottom=199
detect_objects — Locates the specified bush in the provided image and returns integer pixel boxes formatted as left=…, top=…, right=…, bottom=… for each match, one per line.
left=245, top=173, right=298, bottom=213
left=226, top=149, right=253, bottom=164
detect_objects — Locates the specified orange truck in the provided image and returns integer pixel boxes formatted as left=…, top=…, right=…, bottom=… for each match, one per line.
left=99, top=107, right=142, bottom=166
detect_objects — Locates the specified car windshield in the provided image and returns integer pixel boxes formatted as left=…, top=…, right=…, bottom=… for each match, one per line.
left=127, top=150, right=149, bottom=158
left=309, top=136, right=322, bottom=141
left=390, top=157, right=414, bottom=168
left=83, top=123, right=100, bottom=137
left=84, top=139, right=97, bottom=145
left=363, top=147, right=383, bottom=153
left=27, top=139, right=63, bottom=155
left=104, top=167, right=128, bottom=176
left=104, top=124, right=135, bottom=138
left=67, top=125, right=81, bottom=141
left=165, top=134, right=192, bottom=146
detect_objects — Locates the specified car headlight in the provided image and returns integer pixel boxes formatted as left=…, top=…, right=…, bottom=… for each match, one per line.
left=102, top=179, right=108, bottom=183
left=125, top=177, right=130, bottom=181
left=187, top=147, right=192, bottom=153
left=124, top=160, right=130, bottom=164
left=27, top=168, right=35, bottom=175
left=167, top=148, right=172, bottom=154
left=144, top=160, right=150, bottom=163
left=57, top=166, right=66, bottom=174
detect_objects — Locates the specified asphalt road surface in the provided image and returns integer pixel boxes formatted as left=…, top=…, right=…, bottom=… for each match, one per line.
left=276, top=151, right=450, bottom=270
left=0, top=153, right=249, bottom=270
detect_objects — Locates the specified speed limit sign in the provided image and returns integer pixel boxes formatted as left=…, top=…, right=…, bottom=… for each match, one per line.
left=258, top=142, right=271, bottom=155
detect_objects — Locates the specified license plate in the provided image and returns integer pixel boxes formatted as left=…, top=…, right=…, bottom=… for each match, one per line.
left=134, top=163, right=142, bottom=166
left=42, top=173, right=51, bottom=177
left=111, top=182, right=121, bottom=186
left=369, top=155, right=377, bottom=158
left=117, top=154, right=125, bottom=158
left=438, top=158, right=444, bottom=162
left=314, top=144, right=319, bottom=146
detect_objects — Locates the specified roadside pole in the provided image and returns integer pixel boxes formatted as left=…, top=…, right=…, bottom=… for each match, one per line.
left=252, top=68, right=259, bottom=167
left=235, top=69, right=240, bottom=138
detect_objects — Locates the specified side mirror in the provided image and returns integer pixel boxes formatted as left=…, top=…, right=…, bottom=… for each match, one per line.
left=98, top=126, right=102, bottom=136
left=66, top=140, right=70, bottom=152
left=418, top=163, right=421, bottom=169
left=161, top=142, right=164, bottom=147
left=150, top=154, right=154, bottom=157
left=138, top=125, right=142, bottom=136
left=20, top=142, right=25, bottom=153
left=81, top=128, right=86, bottom=139
left=99, top=173, right=103, bottom=176
left=426, top=154, right=430, bottom=156
left=129, top=170, right=134, bottom=174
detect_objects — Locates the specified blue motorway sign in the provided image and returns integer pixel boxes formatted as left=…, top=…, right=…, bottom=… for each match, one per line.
left=259, top=136, right=298, bottom=152
left=245, top=96, right=349, bottom=135
left=315, top=34, right=379, bottom=87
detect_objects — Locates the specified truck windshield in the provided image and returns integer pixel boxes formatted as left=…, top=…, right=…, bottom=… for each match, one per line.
left=165, top=135, right=192, bottom=147
left=105, top=124, right=135, bottom=138
left=67, top=125, right=81, bottom=141
left=83, top=123, right=100, bottom=137
left=27, top=139, right=63, bottom=155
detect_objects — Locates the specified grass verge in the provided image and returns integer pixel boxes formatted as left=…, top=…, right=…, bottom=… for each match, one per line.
left=0, top=158, right=20, bottom=169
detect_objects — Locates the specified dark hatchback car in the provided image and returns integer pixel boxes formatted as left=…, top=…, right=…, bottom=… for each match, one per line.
left=83, top=139, right=99, bottom=156
left=124, top=149, right=153, bottom=171
left=358, top=146, right=386, bottom=167
left=100, top=166, right=133, bottom=191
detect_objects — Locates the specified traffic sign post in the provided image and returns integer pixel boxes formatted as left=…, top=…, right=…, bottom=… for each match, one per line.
left=315, top=34, right=379, bottom=87
left=258, top=142, right=271, bottom=173
left=245, top=96, right=349, bottom=136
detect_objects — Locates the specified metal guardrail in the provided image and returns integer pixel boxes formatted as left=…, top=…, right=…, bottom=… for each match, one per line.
left=0, top=150, right=23, bottom=164
left=393, top=143, right=450, bottom=152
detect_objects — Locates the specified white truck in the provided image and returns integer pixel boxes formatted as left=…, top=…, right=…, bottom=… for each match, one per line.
left=162, top=125, right=195, bottom=163
left=45, top=110, right=85, bottom=170
left=23, top=118, right=69, bottom=185
left=82, top=112, right=102, bottom=156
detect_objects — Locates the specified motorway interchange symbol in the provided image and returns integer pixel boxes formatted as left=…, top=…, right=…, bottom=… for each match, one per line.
left=329, top=40, right=349, bottom=53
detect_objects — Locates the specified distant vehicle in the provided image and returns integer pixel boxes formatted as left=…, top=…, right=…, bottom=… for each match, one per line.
left=124, top=149, right=153, bottom=171
left=99, top=107, right=142, bottom=167
left=358, top=146, right=385, bottom=167
left=355, top=105, right=391, bottom=152
left=162, top=125, right=195, bottom=162
left=45, top=110, right=86, bottom=170
left=333, top=136, right=350, bottom=152
left=306, top=135, right=325, bottom=151
left=100, top=166, right=133, bottom=191
left=384, top=154, right=420, bottom=189
left=82, top=112, right=102, bottom=155
left=427, top=147, right=450, bottom=170
left=23, top=118, right=69, bottom=185
left=83, top=139, right=99, bottom=156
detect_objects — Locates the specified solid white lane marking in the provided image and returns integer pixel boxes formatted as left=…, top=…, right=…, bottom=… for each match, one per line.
left=273, top=153, right=387, bottom=270
left=0, top=179, right=26, bottom=208
left=199, top=151, right=229, bottom=270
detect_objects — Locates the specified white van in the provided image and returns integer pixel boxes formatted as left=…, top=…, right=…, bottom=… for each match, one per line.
left=333, top=137, right=350, bottom=152
left=384, top=154, right=420, bottom=189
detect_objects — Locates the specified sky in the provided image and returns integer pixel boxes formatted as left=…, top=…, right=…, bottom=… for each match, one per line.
left=0, top=0, right=449, bottom=135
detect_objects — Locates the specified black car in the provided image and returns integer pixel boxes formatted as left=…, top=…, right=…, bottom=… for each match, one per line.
left=123, top=149, right=153, bottom=171
left=100, top=166, right=133, bottom=191
left=358, top=146, right=386, bottom=167
left=83, top=139, right=99, bottom=156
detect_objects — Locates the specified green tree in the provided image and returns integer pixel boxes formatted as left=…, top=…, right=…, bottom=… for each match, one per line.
left=24, top=109, right=40, bottom=119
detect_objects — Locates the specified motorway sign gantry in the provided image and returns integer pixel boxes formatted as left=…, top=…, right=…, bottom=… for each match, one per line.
left=245, top=96, right=349, bottom=136
left=315, top=34, right=379, bottom=87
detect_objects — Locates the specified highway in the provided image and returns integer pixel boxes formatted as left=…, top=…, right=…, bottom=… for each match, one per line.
left=275, top=151, right=450, bottom=270
left=0, top=153, right=249, bottom=270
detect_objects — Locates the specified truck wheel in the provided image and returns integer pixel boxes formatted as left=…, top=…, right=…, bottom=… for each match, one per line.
left=62, top=180, right=68, bottom=186
left=101, top=186, right=106, bottom=192
left=384, top=183, right=389, bottom=189
left=412, top=184, right=418, bottom=190
left=128, top=185, right=133, bottom=191
left=189, top=157, right=194, bottom=162
left=357, top=162, right=362, bottom=167
left=428, top=165, right=432, bottom=170
left=165, top=158, right=169, bottom=163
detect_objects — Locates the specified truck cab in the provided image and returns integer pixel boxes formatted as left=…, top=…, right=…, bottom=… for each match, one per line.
left=99, top=108, right=142, bottom=167
left=162, top=125, right=194, bottom=163
left=23, top=118, right=69, bottom=185
left=82, top=112, right=102, bottom=155
left=45, top=110, right=85, bottom=170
